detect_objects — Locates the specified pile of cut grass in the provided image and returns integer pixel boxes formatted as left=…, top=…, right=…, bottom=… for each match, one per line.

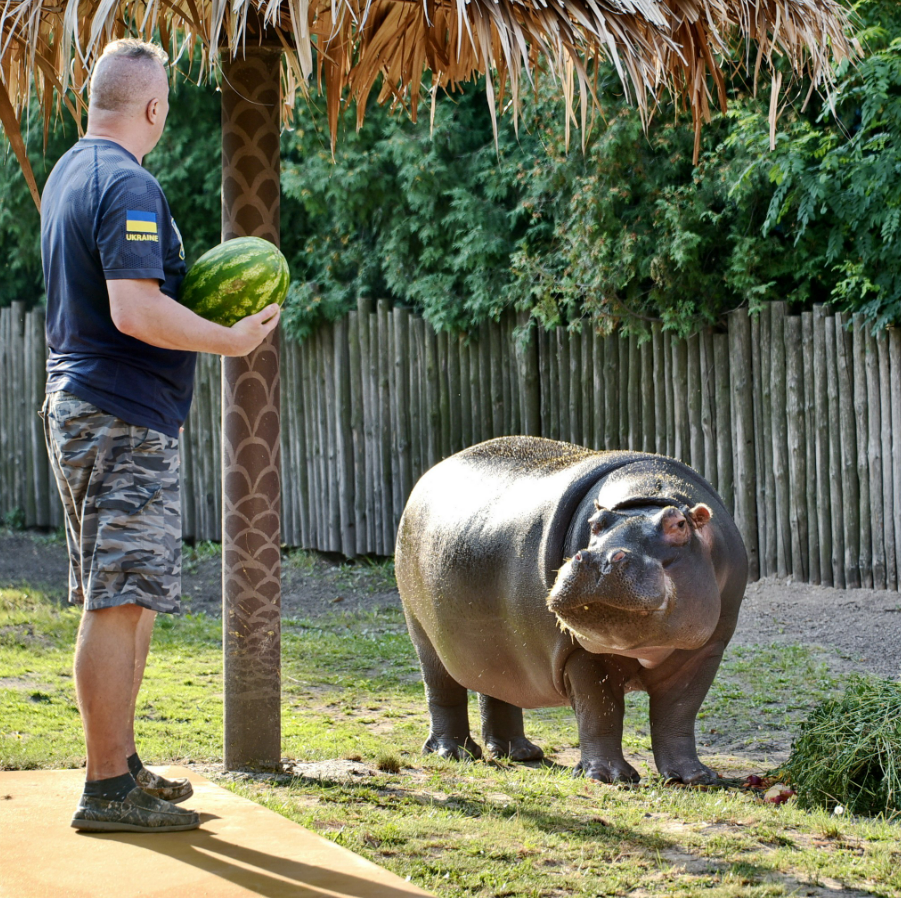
left=784, top=675, right=901, bottom=817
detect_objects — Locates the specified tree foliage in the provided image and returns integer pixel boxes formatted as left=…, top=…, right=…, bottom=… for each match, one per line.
left=1, top=0, right=899, bottom=336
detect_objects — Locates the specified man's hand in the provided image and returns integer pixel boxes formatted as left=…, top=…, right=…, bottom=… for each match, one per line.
left=227, top=304, right=282, bottom=356
left=108, top=279, right=280, bottom=356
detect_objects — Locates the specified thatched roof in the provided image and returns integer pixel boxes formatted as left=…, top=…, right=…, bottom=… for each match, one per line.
left=1, top=0, right=856, bottom=208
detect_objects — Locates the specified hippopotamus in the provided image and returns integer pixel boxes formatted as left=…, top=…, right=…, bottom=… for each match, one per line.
left=395, top=436, right=748, bottom=785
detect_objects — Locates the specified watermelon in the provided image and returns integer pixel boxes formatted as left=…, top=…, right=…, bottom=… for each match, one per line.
left=178, top=236, right=290, bottom=327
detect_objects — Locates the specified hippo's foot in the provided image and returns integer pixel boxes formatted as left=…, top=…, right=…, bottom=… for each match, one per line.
left=657, top=759, right=719, bottom=786
left=423, top=734, right=484, bottom=761
left=574, top=758, right=641, bottom=784
left=485, top=737, right=544, bottom=762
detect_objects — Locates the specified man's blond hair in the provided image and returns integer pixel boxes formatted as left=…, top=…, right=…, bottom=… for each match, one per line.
left=89, top=39, right=169, bottom=114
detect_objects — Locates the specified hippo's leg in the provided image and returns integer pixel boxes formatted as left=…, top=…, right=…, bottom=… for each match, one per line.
left=564, top=651, right=640, bottom=784
left=407, top=618, right=483, bottom=760
left=479, top=695, right=544, bottom=762
left=647, top=641, right=725, bottom=786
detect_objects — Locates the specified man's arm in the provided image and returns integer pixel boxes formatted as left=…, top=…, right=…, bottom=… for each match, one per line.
left=107, top=278, right=280, bottom=357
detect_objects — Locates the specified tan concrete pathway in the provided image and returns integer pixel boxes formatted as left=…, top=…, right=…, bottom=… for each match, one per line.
left=0, top=767, right=431, bottom=898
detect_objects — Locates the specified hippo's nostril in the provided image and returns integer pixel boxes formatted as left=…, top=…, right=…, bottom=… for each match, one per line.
left=611, top=550, right=626, bottom=563
left=573, top=551, right=583, bottom=565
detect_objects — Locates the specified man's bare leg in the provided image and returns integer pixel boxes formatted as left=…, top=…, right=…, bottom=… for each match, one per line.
left=123, top=607, right=194, bottom=803
left=71, top=601, right=199, bottom=832
left=126, top=607, right=156, bottom=758
left=74, top=603, right=144, bottom=781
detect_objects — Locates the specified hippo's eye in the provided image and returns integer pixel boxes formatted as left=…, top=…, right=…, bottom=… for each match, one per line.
left=590, top=522, right=602, bottom=536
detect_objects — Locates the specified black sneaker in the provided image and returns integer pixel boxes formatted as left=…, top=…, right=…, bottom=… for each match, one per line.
left=71, top=786, right=200, bottom=833
left=135, top=766, right=194, bottom=804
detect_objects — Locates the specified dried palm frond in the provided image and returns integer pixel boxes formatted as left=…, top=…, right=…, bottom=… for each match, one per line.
left=0, top=0, right=857, bottom=208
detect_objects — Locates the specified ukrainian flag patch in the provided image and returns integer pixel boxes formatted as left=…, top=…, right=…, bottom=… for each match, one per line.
left=126, top=210, right=159, bottom=242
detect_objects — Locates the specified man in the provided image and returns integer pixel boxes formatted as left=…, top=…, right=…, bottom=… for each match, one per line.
left=40, top=39, right=280, bottom=833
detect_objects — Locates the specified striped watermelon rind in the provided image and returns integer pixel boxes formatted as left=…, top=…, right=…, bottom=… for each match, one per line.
left=178, top=236, right=290, bottom=328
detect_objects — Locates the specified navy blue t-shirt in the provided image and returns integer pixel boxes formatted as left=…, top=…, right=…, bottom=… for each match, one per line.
left=41, top=138, right=195, bottom=438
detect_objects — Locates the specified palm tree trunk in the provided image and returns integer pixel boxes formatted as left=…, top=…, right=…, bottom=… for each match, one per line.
left=221, top=43, right=282, bottom=771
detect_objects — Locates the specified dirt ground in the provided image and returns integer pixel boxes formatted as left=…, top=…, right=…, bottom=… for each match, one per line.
left=3, top=528, right=900, bottom=680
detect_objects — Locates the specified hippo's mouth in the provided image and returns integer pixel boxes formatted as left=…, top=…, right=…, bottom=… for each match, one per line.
left=550, top=601, right=670, bottom=653
left=546, top=560, right=687, bottom=654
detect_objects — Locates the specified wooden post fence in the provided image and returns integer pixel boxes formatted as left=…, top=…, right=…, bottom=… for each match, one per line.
left=2, top=301, right=900, bottom=591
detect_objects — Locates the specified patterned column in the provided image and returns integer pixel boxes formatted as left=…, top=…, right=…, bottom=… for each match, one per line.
left=220, top=45, right=282, bottom=770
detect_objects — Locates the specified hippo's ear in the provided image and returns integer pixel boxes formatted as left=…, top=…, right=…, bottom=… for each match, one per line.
left=688, top=504, right=713, bottom=530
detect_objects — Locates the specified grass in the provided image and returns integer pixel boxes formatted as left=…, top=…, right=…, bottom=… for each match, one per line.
left=1, top=582, right=900, bottom=896
left=284, top=548, right=397, bottom=594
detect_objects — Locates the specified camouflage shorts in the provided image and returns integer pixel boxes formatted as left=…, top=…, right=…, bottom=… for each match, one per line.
left=41, top=391, right=182, bottom=614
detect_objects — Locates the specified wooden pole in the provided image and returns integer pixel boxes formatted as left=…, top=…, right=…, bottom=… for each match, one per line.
left=673, top=337, right=689, bottom=462
left=490, top=321, right=504, bottom=438
left=628, top=334, right=641, bottom=451
left=686, top=334, right=702, bottom=473
left=377, top=301, right=393, bottom=553
left=279, top=339, right=295, bottom=546
left=604, top=334, right=618, bottom=450
left=557, top=329, right=570, bottom=443
left=478, top=325, right=492, bottom=444
left=349, top=311, right=366, bottom=555
left=749, top=312, right=766, bottom=576
left=592, top=330, right=605, bottom=450
left=221, top=43, right=282, bottom=770
left=825, top=314, right=845, bottom=587
left=812, top=307, right=832, bottom=586
left=568, top=330, right=581, bottom=445
left=889, top=327, right=901, bottom=591
left=760, top=306, right=777, bottom=577
left=335, top=319, right=356, bottom=556
left=801, top=313, right=819, bottom=584
left=11, top=302, right=26, bottom=518
left=293, top=341, right=310, bottom=548
left=865, top=327, right=885, bottom=589
left=713, top=333, right=733, bottom=515
left=449, top=332, right=463, bottom=453
left=619, top=336, right=631, bottom=450
left=784, top=314, right=808, bottom=581
left=394, top=308, right=413, bottom=525
left=700, top=330, right=717, bottom=489
left=323, top=327, right=341, bottom=552
left=651, top=325, right=665, bottom=457
left=538, top=329, right=551, bottom=439
left=424, top=324, right=440, bottom=469
left=770, top=303, right=790, bottom=578
left=664, top=331, right=676, bottom=458
left=519, top=313, right=541, bottom=437
left=835, top=314, right=860, bottom=588
left=502, top=315, right=514, bottom=436
left=877, top=331, right=896, bottom=590
left=459, top=336, right=473, bottom=449
left=581, top=330, right=594, bottom=446
left=852, top=321, right=872, bottom=586
left=728, top=310, right=758, bottom=579
left=409, top=317, right=424, bottom=479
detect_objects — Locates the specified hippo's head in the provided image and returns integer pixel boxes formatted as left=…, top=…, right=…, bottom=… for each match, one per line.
left=547, top=500, right=721, bottom=664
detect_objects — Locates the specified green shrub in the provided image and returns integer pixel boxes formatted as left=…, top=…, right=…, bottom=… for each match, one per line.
left=784, top=675, right=901, bottom=817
